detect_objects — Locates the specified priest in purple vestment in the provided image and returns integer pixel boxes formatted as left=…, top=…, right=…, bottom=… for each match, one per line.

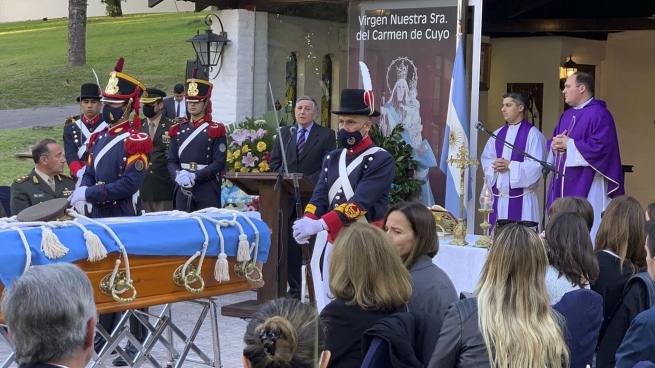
left=481, top=92, right=546, bottom=228
left=547, top=72, right=624, bottom=238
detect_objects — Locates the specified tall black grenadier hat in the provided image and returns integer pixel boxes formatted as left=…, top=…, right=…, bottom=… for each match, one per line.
left=76, top=83, right=102, bottom=102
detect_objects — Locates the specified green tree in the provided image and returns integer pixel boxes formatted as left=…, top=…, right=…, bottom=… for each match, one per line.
left=101, top=0, right=125, bottom=17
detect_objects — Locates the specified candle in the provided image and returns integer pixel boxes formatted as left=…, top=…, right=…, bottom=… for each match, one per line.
left=484, top=188, right=490, bottom=205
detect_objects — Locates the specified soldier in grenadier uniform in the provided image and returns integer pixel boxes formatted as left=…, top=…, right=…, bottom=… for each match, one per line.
left=167, top=69, right=227, bottom=211
left=68, top=57, right=152, bottom=366
left=11, top=139, right=75, bottom=215
left=292, top=88, right=396, bottom=243
left=139, top=88, right=175, bottom=212
left=62, top=83, right=106, bottom=181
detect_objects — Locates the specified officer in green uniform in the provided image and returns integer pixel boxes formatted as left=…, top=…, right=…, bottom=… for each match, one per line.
left=139, top=88, right=175, bottom=212
left=10, top=139, right=75, bottom=215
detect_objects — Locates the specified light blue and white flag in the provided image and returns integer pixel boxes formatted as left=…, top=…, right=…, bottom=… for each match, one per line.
left=439, top=34, right=471, bottom=217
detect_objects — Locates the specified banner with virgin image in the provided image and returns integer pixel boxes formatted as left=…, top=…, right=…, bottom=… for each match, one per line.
left=348, top=0, right=458, bottom=207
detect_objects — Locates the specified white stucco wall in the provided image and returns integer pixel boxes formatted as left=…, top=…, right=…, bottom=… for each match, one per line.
left=0, top=0, right=195, bottom=23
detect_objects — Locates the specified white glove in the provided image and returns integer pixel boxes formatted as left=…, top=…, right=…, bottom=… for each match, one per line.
left=68, top=186, right=87, bottom=205
left=176, top=170, right=195, bottom=187
left=75, top=165, right=87, bottom=188
left=73, top=201, right=92, bottom=215
left=175, top=174, right=192, bottom=188
left=292, top=217, right=327, bottom=244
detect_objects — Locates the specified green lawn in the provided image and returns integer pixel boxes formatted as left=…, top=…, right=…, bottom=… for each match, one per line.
left=0, top=12, right=215, bottom=185
left=0, top=12, right=209, bottom=110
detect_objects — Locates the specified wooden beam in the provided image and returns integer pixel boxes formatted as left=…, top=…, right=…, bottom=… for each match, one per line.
left=487, top=17, right=655, bottom=33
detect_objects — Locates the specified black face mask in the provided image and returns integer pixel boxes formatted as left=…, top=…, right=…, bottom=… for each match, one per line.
left=102, top=104, right=124, bottom=125
left=142, top=105, right=157, bottom=118
left=338, top=129, right=364, bottom=149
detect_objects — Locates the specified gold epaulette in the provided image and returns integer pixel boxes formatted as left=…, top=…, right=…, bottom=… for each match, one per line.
left=14, top=176, right=28, bottom=184
left=57, top=173, right=73, bottom=181
left=64, top=115, right=81, bottom=125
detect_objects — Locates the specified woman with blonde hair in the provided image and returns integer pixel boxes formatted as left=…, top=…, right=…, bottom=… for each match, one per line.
left=320, top=223, right=412, bottom=367
left=428, top=223, right=569, bottom=368
left=243, top=298, right=330, bottom=368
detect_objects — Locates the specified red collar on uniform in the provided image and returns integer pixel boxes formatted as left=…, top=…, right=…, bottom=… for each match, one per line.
left=82, top=115, right=100, bottom=124
left=108, top=121, right=131, bottom=136
left=191, top=118, right=206, bottom=128
left=346, top=135, right=373, bottom=156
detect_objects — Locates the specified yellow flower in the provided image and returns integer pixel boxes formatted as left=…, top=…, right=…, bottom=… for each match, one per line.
left=258, top=162, right=270, bottom=171
left=242, top=145, right=250, bottom=154
left=256, top=141, right=267, bottom=152
left=252, top=169, right=260, bottom=173
left=227, top=150, right=233, bottom=160
left=234, top=161, right=242, bottom=169
left=233, top=149, right=241, bottom=159
left=240, top=167, right=248, bottom=173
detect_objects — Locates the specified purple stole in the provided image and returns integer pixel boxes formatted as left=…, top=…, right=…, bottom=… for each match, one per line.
left=490, top=120, right=533, bottom=227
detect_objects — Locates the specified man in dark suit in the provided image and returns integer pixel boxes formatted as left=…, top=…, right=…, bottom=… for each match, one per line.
left=11, top=139, right=75, bottom=215
left=162, top=83, right=186, bottom=122
left=139, top=88, right=175, bottom=212
left=2, top=263, right=97, bottom=368
left=269, top=95, right=336, bottom=299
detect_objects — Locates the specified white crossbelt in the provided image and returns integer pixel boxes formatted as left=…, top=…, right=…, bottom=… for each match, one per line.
left=93, top=132, right=130, bottom=170
left=178, top=123, right=209, bottom=157
left=76, top=120, right=107, bottom=159
left=181, top=163, right=208, bottom=170
left=328, top=147, right=383, bottom=224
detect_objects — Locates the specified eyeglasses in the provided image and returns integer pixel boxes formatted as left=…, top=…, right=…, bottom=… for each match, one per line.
left=495, top=219, right=539, bottom=231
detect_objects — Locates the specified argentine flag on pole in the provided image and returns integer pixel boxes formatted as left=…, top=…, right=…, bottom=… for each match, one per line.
left=440, top=34, right=471, bottom=217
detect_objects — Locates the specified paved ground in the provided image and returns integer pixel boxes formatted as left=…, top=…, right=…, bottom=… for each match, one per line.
left=0, top=104, right=79, bottom=129
left=0, top=290, right=257, bottom=367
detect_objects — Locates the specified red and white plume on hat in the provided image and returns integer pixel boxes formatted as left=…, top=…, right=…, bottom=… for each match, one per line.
left=359, top=61, right=375, bottom=116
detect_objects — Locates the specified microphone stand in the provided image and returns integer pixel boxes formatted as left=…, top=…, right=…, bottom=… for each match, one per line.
left=274, top=126, right=296, bottom=192
left=476, top=122, right=572, bottom=229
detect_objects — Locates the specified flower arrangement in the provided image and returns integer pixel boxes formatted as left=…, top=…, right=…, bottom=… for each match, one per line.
left=226, top=118, right=275, bottom=173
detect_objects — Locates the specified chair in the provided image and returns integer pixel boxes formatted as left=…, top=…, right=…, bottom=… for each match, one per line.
left=360, top=337, right=393, bottom=368
left=0, top=185, right=10, bottom=216
left=553, top=289, right=603, bottom=368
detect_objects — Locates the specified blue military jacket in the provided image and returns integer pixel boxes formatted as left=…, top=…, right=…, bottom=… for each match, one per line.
left=81, top=121, right=151, bottom=216
left=62, top=115, right=107, bottom=176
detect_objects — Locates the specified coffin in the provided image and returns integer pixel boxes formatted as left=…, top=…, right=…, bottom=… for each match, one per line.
left=0, top=210, right=271, bottom=323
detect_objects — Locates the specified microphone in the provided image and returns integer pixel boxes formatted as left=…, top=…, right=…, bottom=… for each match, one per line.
left=475, top=121, right=485, bottom=131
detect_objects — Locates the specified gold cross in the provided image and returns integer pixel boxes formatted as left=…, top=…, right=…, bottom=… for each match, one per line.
left=446, top=144, right=478, bottom=246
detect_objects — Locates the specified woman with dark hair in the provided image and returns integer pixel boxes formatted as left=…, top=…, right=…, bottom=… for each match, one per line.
left=545, top=211, right=599, bottom=303
left=428, top=223, right=569, bottom=367
left=383, top=202, right=457, bottom=314
left=549, top=196, right=594, bottom=232
left=593, top=196, right=646, bottom=326
left=321, top=223, right=412, bottom=367
left=646, top=202, right=655, bottom=221
left=243, top=298, right=330, bottom=368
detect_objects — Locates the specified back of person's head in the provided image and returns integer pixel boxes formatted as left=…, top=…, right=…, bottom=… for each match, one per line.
left=1, top=263, right=96, bottom=365
left=476, top=223, right=569, bottom=368
left=574, top=72, right=595, bottom=96
left=383, top=202, right=439, bottom=268
left=646, top=203, right=655, bottom=221
left=595, top=196, right=646, bottom=273
left=546, top=212, right=599, bottom=287
left=243, top=298, right=328, bottom=368
left=645, top=220, right=655, bottom=259
left=549, top=196, right=594, bottom=231
left=329, top=223, right=412, bottom=311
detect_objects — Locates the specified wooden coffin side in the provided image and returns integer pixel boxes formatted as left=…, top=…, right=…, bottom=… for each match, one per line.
left=0, top=255, right=263, bottom=323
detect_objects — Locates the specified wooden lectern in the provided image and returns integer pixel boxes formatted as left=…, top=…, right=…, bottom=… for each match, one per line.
left=221, top=172, right=315, bottom=317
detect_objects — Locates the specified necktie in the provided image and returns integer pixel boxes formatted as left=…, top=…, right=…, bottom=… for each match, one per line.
left=297, top=128, right=307, bottom=155
left=47, top=177, right=55, bottom=192
left=176, top=101, right=180, bottom=117
left=149, top=121, right=156, bottom=138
